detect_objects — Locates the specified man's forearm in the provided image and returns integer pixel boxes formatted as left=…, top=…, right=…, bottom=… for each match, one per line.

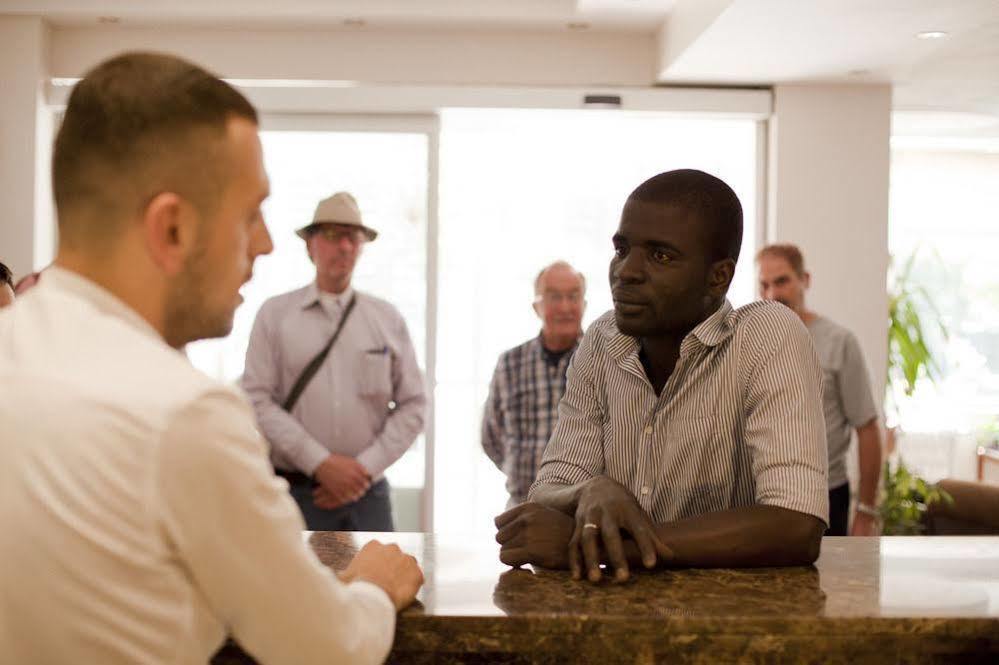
left=356, top=393, right=426, bottom=477
left=529, top=482, right=588, bottom=516
left=856, top=419, right=882, bottom=505
left=615, top=505, right=824, bottom=568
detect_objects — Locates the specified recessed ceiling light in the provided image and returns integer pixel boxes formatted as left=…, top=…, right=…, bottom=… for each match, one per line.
left=567, top=22, right=590, bottom=30
left=916, top=31, right=949, bottom=40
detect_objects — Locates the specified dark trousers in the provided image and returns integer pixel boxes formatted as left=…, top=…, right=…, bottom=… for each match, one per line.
left=827, top=482, right=850, bottom=536
left=286, top=476, right=395, bottom=532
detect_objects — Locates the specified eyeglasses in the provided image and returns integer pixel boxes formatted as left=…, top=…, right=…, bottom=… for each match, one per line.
left=311, top=225, right=364, bottom=244
left=535, top=291, right=584, bottom=306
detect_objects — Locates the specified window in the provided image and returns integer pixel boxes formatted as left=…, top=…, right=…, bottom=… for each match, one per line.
left=186, top=117, right=432, bottom=502
left=185, top=108, right=762, bottom=533
left=434, top=109, right=760, bottom=533
left=888, top=145, right=999, bottom=439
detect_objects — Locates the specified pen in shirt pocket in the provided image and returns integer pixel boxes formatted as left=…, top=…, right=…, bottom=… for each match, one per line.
left=365, top=345, right=389, bottom=355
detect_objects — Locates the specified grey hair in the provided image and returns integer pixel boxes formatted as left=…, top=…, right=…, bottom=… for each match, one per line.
left=534, top=260, right=586, bottom=296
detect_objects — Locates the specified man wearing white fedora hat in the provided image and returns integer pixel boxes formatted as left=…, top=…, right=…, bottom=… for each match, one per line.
left=242, top=192, right=427, bottom=531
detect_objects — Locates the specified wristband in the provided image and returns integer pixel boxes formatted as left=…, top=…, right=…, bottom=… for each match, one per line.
left=856, top=502, right=880, bottom=518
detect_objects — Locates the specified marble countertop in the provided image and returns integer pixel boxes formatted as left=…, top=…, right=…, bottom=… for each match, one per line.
left=217, top=533, right=999, bottom=664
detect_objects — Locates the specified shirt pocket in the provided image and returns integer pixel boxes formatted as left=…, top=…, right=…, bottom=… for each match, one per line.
left=359, top=350, right=393, bottom=400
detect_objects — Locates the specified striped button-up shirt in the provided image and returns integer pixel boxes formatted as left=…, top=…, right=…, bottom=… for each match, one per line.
left=530, top=300, right=829, bottom=525
left=482, top=335, right=579, bottom=506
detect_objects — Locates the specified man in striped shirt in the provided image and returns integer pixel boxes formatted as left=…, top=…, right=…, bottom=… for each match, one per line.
left=482, top=261, right=586, bottom=508
left=495, top=169, right=829, bottom=581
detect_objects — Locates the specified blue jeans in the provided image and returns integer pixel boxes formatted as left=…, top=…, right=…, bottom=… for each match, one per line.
left=288, top=477, right=395, bottom=532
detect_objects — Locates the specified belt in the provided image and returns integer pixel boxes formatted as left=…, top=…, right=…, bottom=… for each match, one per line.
left=274, top=468, right=314, bottom=485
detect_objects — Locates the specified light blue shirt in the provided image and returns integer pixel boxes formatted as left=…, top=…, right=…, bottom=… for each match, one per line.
left=242, top=282, right=427, bottom=478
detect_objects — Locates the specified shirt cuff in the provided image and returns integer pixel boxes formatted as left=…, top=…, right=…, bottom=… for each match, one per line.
left=299, top=442, right=332, bottom=477
left=348, top=579, right=397, bottom=622
left=356, top=447, right=388, bottom=479
left=758, top=492, right=830, bottom=527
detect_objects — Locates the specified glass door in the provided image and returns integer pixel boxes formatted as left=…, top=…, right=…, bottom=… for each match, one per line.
left=186, top=114, right=437, bottom=530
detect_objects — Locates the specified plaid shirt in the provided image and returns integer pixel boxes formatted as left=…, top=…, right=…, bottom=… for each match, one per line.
left=482, top=334, right=579, bottom=505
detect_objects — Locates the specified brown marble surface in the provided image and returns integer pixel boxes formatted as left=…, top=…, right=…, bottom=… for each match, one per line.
left=214, top=534, right=999, bottom=664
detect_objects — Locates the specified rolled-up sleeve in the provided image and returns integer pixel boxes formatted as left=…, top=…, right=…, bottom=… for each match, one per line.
left=742, top=310, right=829, bottom=525
left=528, top=327, right=605, bottom=498
left=156, top=389, right=396, bottom=665
left=241, top=301, right=330, bottom=475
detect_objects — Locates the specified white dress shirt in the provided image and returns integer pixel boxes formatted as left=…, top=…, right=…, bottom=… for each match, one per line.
left=0, top=267, right=395, bottom=665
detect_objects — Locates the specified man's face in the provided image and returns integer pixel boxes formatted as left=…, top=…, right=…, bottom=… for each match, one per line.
left=165, top=116, right=272, bottom=346
left=533, top=266, right=585, bottom=340
left=307, top=223, right=365, bottom=290
left=0, top=283, right=13, bottom=309
left=609, top=199, right=722, bottom=338
left=757, top=255, right=808, bottom=313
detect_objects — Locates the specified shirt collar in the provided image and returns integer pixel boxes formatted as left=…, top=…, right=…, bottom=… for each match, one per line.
left=688, top=299, right=735, bottom=348
left=536, top=331, right=582, bottom=366
left=44, top=266, right=164, bottom=343
left=606, top=298, right=735, bottom=362
left=300, top=282, right=355, bottom=310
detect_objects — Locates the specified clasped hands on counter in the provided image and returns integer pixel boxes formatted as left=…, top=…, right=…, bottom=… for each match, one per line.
left=495, top=476, right=668, bottom=582
left=495, top=475, right=826, bottom=583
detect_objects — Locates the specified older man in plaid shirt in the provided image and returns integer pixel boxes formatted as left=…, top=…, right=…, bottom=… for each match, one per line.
left=482, top=261, right=586, bottom=508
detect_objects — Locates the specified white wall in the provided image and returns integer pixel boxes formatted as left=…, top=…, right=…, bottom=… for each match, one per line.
left=5, top=23, right=894, bottom=405
left=50, top=26, right=656, bottom=86
left=0, top=17, right=53, bottom=279
left=767, top=84, right=892, bottom=406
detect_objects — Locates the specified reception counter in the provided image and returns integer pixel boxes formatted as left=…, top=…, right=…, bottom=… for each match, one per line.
left=213, top=533, right=999, bottom=664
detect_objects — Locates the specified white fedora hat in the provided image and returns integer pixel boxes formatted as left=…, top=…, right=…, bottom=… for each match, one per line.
left=295, top=191, right=378, bottom=241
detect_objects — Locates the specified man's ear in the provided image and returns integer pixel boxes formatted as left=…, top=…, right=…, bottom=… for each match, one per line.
left=532, top=301, right=542, bottom=318
left=803, top=271, right=811, bottom=289
left=708, top=258, right=736, bottom=296
left=142, top=192, right=199, bottom=276
left=305, top=236, right=316, bottom=265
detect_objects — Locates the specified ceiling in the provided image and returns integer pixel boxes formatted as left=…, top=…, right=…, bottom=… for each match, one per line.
left=3, top=0, right=999, bottom=135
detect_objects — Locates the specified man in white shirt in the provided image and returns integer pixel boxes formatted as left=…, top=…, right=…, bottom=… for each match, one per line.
left=0, top=52, right=422, bottom=665
left=243, top=192, right=427, bottom=531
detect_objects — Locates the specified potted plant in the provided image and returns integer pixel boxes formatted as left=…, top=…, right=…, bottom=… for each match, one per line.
left=881, top=250, right=952, bottom=534
left=886, top=251, right=947, bottom=418
left=879, top=459, right=953, bottom=535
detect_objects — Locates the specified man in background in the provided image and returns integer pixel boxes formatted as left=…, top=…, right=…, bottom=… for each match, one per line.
left=482, top=260, right=586, bottom=508
left=0, top=52, right=421, bottom=665
left=243, top=192, right=426, bottom=531
left=757, top=243, right=882, bottom=536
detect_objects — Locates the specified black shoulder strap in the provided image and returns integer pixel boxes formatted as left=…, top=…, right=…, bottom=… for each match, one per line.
left=281, top=294, right=357, bottom=412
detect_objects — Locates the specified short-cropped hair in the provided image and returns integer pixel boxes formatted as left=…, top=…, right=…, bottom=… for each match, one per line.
left=756, top=243, right=806, bottom=277
left=627, top=169, right=743, bottom=264
left=0, top=261, right=12, bottom=289
left=52, top=52, right=258, bottom=248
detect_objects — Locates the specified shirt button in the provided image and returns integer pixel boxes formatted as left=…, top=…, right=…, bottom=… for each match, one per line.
left=644, top=426, right=653, bottom=435
left=641, top=486, right=650, bottom=495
